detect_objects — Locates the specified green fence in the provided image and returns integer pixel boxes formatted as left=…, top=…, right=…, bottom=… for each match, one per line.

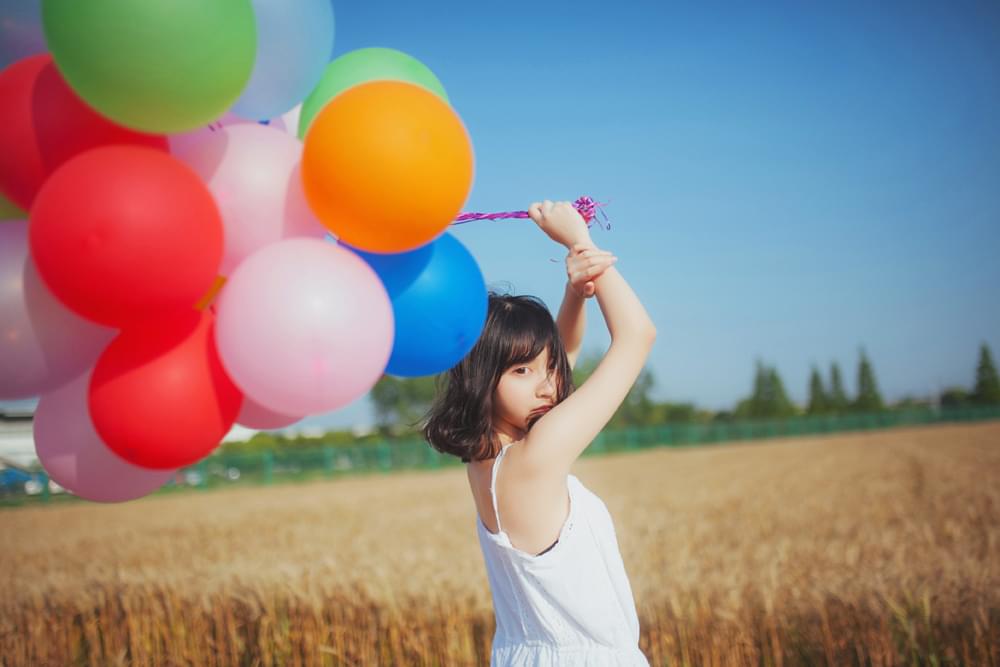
left=6, top=405, right=1000, bottom=505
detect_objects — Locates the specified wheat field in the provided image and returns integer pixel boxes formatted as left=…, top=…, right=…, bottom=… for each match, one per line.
left=1, top=421, right=998, bottom=666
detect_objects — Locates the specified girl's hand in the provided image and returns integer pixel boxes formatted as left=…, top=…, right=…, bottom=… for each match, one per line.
left=566, top=244, right=617, bottom=298
left=528, top=200, right=592, bottom=249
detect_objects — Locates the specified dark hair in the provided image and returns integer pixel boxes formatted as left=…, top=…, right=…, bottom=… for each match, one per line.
left=422, top=291, right=575, bottom=462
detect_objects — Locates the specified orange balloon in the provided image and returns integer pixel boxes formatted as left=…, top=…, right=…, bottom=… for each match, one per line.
left=301, top=80, right=474, bottom=253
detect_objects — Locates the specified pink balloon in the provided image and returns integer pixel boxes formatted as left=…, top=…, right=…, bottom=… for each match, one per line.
left=167, top=111, right=288, bottom=155
left=34, top=369, right=176, bottom=503
left=0, top=220, right=117, bottom=399
left=279, top=104, right=301, bottom=136
left=172, top=123, right=326, bottom=276
left=215, top=238, right=394, bottom=415
left=237, top=396, right=303, bottom=430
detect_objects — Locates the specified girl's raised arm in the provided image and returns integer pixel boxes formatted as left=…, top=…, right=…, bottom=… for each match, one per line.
left=523, top=201, right=656, bottom=476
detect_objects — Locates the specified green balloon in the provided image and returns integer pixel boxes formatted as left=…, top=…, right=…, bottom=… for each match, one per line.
left=298, top=47, right=449, bottom=139
left=0, top=192, right=26, bottom=220
left=41, top=0, right=257, bottom=133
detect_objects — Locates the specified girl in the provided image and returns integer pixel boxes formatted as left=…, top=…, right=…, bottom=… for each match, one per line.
left=423, top=200, right=656, bottom=665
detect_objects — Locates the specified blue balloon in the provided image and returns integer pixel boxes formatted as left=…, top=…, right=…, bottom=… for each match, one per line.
left=342, top=233, right=488, bottom=377
left=231, top=0, right=335, bottom=120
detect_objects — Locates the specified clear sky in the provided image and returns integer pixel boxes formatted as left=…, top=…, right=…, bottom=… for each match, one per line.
left=294, top=1, right=1000, bottom=431
left=4, top=1, right=999, bottom=432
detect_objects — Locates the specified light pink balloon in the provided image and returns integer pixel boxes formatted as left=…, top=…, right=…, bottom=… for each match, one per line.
left=0, top=220, right=117, bottom=399
left=279, top=104, right=302, bottom=136
left=167, top=111, right=287, bottom=154
left=237, top=396, right=303, bottom=430
left=172, top=123, right=326, bottom=276
left=34, top=369, right=177, bottom=503
left=215, top=238, right=394, bottom=415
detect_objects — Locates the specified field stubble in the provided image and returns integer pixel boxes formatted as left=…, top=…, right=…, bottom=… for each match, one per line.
left=1, top=422, right=998, bottom=665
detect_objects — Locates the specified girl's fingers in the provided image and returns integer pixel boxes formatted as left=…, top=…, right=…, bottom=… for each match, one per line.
left=572, top=260, right=616, bottom=282
left=582, top=257, right=617, bottom=272
left=567, top=253, right=615, bottom=271
left=569, top=257, right=616, bottom=281
left=589, top=258, right=617, bottom=275
left=589, top=254, right=617, bottom=266
left=575, top=248, right=613, bottom=258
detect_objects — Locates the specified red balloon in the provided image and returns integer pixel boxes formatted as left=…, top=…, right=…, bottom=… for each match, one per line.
left=89, top=309, right=243, bottom=470
left=0, top=54, right=167, bottom=210
left=29, top=145, right=224, bottom=327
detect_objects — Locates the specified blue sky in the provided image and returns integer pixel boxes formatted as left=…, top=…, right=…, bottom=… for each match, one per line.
left=293, top=1, right=1000, bottom=430
left=4, top=1, right=999, bottom=432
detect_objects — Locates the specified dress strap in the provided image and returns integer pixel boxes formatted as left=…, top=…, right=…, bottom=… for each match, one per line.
left=489, top=442, right=515, bottom=534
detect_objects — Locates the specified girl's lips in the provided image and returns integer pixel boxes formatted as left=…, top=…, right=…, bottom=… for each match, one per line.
left=530, top=406, right=553, bottom=415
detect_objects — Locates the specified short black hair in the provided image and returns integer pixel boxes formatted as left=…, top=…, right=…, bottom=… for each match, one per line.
left=422, top=291, right=575, bottom=462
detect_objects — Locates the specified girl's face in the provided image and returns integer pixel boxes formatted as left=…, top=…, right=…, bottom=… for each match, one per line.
left=492, top=347, right=557, bottom=438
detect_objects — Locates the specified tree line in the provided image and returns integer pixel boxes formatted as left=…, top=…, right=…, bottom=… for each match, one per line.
left=222, top=342, right=1000, bottom=452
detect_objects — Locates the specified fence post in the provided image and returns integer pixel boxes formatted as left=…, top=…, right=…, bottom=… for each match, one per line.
left=40, top=471, right=50, bottom=503
left=625, top=428, right=639, bottom=450
left=376, top=443, right=392, bottom=471
left=196, top=459, right=208, bottom=490
left=323, top=446, right=335, bottom=476
left=426, top=444, right=441, bottom=469
left=592, top=431, right=607, bottom=454
left=262, top=450, right=274, bottom=485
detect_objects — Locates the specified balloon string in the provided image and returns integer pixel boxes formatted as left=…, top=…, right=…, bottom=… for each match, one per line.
left=452, top=195, right=611, bottom=231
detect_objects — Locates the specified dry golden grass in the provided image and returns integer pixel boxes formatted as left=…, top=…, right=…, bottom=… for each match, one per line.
left=1, top=421, right=998, bottom=666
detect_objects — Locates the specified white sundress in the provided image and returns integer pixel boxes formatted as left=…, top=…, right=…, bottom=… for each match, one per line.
left=475, top=441, right=650, bottom=666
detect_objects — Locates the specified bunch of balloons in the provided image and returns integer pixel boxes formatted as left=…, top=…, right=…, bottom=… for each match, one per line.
left=0, top=1, right=488, bottom=503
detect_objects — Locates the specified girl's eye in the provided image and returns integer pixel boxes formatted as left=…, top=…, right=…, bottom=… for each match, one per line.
left=513, top=367, right=529, bottom=375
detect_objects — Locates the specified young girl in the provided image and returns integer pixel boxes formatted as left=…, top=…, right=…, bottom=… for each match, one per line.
left=423, top=200, right=656, bottom=665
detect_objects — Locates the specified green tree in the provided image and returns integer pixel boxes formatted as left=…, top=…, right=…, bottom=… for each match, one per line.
left=572, top=349, right=658, bottom=426
left=370, top=374, right=440, bottom=437
left=735, top=359, right=796, bottom=419
left=611, top=366, right=657, bottom=426
left=571, top=349, right=601, bottom=389
left=806, top=365, right=829, bottom=415
left=939, top=387, right=970, bottom=409
left=891, top=394, right=933, bottom=411
left=972, top=342, right=1000, bottom=406
left=852, top=348, right=884, bottom=413
left=828, top=362, right=849, bottom=414
left=766, top=366, right=796, bottom=418
left=653, top=402, right=698, bottom=423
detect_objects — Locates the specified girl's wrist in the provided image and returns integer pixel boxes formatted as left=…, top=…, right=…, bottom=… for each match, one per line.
left=565, top=237, right=597, bottom=252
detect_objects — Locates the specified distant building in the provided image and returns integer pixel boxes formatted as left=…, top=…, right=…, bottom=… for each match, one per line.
left=0, top=407, right=36, bottom=468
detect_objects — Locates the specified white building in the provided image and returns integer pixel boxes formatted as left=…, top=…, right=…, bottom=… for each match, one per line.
left=0, top=407, right=36, bottom=468
left=0, top=406, right=262, bottom=469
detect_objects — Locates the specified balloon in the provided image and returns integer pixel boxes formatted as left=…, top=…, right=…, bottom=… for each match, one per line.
left=215, top=238, right=393, bottom=415
left=89, top=309, right=243, bottom=470
left=0, top=221, right=117, bottom=400
left=29, top=146, right=224, bottom=327
left=298, top=47, right=448, bottom=139
left=0, top=192, right=26, bottom=219
left=34, top=370, right=176, bottom=503
left=173, top=124, right=326, bottom=276
left=301, top=81, right=474, bottom=254
left=41, top=0, right=257, bottom=132
left=231, top=0, right=335, bottom=120
left=237, top=397, right=303, bottom=430
left=0, top=54, right=168, bottom=210
left=0, top=0, right=46, bottom=70
left=167, top=111, right=287, bottom=155
left=280, top=104, right=303, bottom=137
left=344, top=233, right=488, bottom=376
